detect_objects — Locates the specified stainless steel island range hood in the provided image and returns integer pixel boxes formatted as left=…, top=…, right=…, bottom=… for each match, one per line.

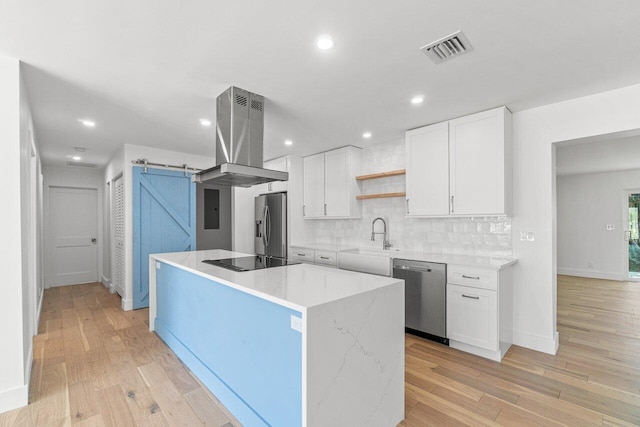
left=192, top=86, right=288, bottom=187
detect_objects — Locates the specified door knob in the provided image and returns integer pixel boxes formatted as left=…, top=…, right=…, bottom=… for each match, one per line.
left=91, top=238, right=97, bottom=243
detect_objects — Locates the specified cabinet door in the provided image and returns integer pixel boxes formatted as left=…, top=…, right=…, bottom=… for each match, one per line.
left=289, top=247, right=315, bottom=264
left=266, top=157, right=288, bottom=193
left=303, top=154, right=325, bottom=217
left=449, top=108, right=504, bottom=215
left=324, top=148, right=351, bottom=217
left=447, top=284, right=498, bottom=351
left=405, top=122, right=450, bottom=216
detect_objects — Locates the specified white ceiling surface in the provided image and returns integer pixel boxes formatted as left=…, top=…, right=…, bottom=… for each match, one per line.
left=2, top=1, right=640, bottom=167
left=556, top=136, right=640, bottom=176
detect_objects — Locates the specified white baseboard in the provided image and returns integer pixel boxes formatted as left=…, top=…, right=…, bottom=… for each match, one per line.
left=24, top=344, right=33, bottom=390
left=557, top=268, right=625, bottom=281
left=0, top=384, right=28, bottom=415
left=512, top=329, right=559, bottom=355
left=100, top=275, right=111, bottom=288
left=36, top=291, right=43, bottom=335
left=121, top=298, right=133, bottom=311
left=100, top=275, right=115, bottom=294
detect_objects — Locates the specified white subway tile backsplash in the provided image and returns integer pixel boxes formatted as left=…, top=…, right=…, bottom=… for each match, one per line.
left=304, top=139, right=512, bottom=258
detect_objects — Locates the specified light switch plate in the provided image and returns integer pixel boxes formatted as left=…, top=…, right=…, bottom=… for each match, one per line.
left=519, top=231, right=535, bottom=241
left=156, top=262, right=161, bottom=269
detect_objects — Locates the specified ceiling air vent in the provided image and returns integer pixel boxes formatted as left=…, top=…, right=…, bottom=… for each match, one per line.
left=420, top=30, right=473, bottom=64
left=67, top=161, right=97, bottom=168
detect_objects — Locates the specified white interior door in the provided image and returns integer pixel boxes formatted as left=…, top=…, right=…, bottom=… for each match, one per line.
left=50, top=187, right=98, bottom=286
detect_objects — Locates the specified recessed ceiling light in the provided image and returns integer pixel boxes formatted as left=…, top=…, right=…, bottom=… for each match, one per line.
left=316, top=35, right=334, bottom=50
left=411, top=96, right=424, bottom=105
left=199, top=118, right=212, bottom=127
left=78, top=119, right=96, bottom=127
left=362, top=132, right=372, bottom=139
left=72, top=155, right=82, bottom=161
left=284, top=139, right=293, bottom=146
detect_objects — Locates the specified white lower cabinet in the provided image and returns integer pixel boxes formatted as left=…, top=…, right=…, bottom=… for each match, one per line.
left=447, top=285, right=497, bottom=350
left=314, top=250, right=337, bottom=267
left=289, top=246, right=315, bottom=264
left=447, top=264, right=513, bottom=361
left=290, top=246, right=338, bottom=267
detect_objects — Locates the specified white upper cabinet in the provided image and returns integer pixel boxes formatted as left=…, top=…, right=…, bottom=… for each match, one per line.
left=449, top=108, right=511, bottom=216
left=303, top=146, right=362, bottom=219
left=406, top=122, right=450, bottom=217
left=303, top=153, right=325, bottom=217
left=256, top=157, right=289, bottom=194
left=405, top=106, right=512, bottom=217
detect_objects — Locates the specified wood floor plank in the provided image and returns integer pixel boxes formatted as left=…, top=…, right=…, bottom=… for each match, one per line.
left=9, top=276, right=640, bottom=426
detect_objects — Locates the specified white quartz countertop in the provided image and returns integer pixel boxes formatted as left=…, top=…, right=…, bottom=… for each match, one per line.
left=290, top=243, right=357, bottom=252
left=150, top=249, right=402, bottom=311
left=297, top=243, right=517, bottom=269
left=381, top=249, right=517, bottom=269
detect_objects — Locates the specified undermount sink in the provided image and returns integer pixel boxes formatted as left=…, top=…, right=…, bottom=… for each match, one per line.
left=338, top=248, right=396, bottom=276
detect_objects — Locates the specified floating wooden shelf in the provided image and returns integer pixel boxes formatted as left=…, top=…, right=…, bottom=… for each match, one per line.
left=355, top=169, right=406, bottom=181
left=356, top=192, right=406, bottom=200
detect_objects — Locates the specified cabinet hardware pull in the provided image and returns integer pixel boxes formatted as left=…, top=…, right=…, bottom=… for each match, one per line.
left=320, top=256, right=329, bottom=260
left=462, top=275, right=480, bottom=280
left=324, top=203, right=327, bottom=215
left=406, top=199, right=410, bottom=214
left=303, top=205, right=306, bottom=216
left=297, top=253, right=306, bottom=257
left=462, top=294, right=480, bottom=299
left=451, top=195, right=455, bottom=213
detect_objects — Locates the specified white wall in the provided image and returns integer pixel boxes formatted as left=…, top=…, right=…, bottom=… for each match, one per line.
left=42, top=165, right=105, bottom=288
left=104, top=144, right=214, bottom=310
left=0, top=57, right=43, bottom=414
left=511, top=82, right=640, bottom=354
left=303, top=140, right=512, bottom=257
left=557, top=169, right=640, bottom=280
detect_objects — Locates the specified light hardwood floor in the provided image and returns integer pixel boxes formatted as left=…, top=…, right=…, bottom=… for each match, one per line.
left=1, top=275, right=639, bottom=426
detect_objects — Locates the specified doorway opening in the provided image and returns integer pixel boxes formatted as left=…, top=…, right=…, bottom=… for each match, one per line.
left=628, top=192, right=640, bottom=279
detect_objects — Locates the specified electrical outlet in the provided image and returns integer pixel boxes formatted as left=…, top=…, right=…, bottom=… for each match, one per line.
left=587, top=261, right=594, bottom=269
left=606, top=224, right=615, bottom=231
left=290, top=315, right=303, bottom=332
left=519, top=231, right=535, bottom=241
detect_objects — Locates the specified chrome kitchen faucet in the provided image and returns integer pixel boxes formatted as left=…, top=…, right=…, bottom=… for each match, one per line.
left=371, top=217, right=391, bottom=250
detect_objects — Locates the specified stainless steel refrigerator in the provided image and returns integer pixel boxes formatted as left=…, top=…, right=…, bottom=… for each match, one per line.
left=255, top=193, right=287, bottom=258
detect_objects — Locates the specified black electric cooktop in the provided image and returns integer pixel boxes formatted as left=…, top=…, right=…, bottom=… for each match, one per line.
left=202, top=255, right=300, bottom=272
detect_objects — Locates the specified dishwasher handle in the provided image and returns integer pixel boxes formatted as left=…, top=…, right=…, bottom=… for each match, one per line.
left=395, top=265, right=432, bottom=273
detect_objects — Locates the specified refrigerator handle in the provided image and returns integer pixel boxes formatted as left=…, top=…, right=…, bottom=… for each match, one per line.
left=265, top=205, right=271, bottom=246
left=262, top=206, right=268, bottom=248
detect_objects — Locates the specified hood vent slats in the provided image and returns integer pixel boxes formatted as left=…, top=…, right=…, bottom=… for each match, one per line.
left=420, top=30, right=473, bottom=64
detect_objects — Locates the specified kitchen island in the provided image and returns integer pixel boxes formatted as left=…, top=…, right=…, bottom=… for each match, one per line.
left=148, top=249, right=405, bottom=427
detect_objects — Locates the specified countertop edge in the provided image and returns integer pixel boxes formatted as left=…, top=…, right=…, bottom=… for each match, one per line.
left=295, top=243, right=518, bottom=270
left=150, top=254, right=309, bottom=313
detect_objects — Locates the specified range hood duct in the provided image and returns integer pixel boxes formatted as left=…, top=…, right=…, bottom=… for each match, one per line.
left=192, top=86, right=288, bottom=187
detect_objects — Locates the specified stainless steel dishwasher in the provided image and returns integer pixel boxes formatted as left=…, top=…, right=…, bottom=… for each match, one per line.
left=393, top=259, right=448, bottom=345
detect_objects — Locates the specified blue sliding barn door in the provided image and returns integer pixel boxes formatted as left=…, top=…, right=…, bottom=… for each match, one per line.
left=133, top=166, right=196, bottom=309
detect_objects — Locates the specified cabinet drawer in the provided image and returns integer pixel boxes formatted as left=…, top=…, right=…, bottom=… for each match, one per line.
left=447, top=284, right=498, bottom=351
left=448, top=265, right=497, bottom=290
left=314, top=250, right=337, bottom=266
left=290, top=247, right=315, bottom=263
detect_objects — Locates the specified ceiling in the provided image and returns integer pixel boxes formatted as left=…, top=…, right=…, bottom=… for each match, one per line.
left=556, top=135, right=640, bottom=176
left=2, top=0, right=640, bottom=168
